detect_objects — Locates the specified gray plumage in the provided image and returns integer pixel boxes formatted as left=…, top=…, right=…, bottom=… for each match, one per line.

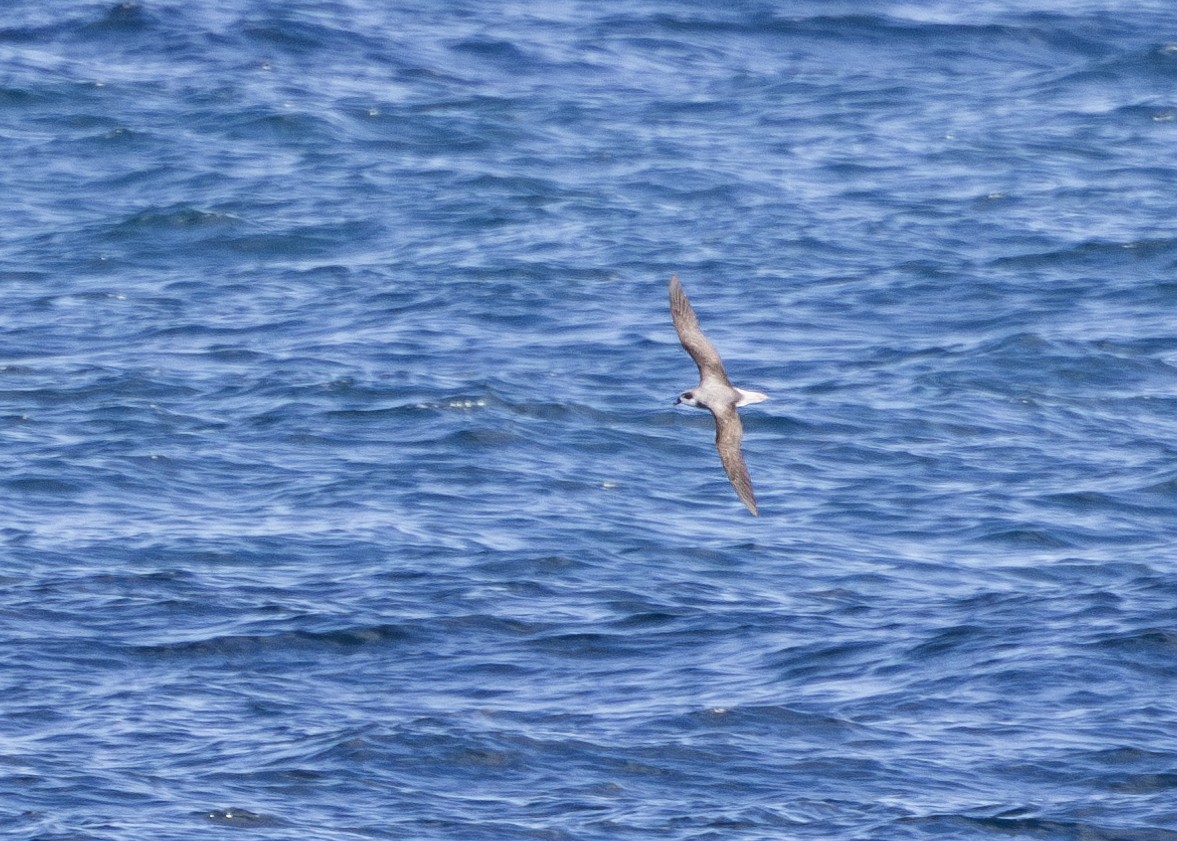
left=669, top=275, right=767, bottom=516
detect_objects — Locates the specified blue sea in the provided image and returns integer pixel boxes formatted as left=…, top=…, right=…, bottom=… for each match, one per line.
left=4, top=1, right=1177, bottom=838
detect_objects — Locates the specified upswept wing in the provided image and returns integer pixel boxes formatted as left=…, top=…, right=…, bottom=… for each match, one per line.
left=669, top=275, right=731, bottom=385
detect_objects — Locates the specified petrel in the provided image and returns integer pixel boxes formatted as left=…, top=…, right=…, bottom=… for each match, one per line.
left=669, top=275, right=767, bottom=516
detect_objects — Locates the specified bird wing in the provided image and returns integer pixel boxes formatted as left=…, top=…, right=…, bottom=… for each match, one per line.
left=711, top=401, right=759, bottom=516
left=669, top=275, right=731, bottom=386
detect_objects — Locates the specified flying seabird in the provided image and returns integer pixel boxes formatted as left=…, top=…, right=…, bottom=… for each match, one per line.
left=669, top=274, right=767, bottom=516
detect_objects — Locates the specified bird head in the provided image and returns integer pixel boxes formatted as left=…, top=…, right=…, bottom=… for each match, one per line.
left=675, top=390, right=702, bottom=407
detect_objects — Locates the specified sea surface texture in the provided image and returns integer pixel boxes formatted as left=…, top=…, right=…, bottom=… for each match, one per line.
left=4, top=1, right=1177, bottom=839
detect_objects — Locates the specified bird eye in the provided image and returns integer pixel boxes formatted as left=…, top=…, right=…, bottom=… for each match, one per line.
left=683, top=392, right=693, bottom=399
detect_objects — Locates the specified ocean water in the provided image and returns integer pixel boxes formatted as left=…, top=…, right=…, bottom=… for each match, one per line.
left=3, top=1, right=1177, bottom=838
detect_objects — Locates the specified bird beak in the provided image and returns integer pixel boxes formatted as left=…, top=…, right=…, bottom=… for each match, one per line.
left=673, top=396, right=682, bottom=405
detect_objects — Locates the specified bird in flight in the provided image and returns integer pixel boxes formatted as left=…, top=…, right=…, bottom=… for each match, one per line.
left=669, top=275, right=767, bottom=516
